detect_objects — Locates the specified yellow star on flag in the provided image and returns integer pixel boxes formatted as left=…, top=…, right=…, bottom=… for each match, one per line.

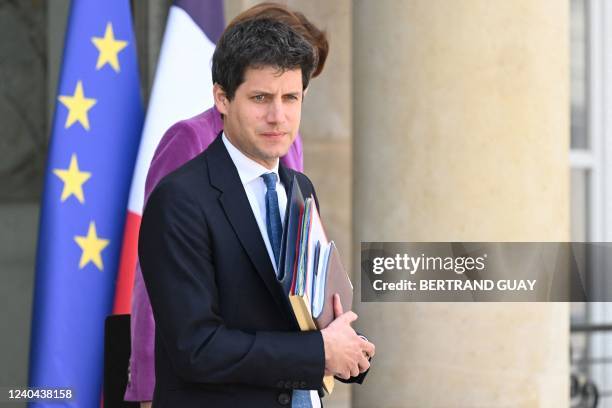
left=91, top=22, right=128, bottom=72
left=52, top=154, right=92, bottom=204
left=58, top=81, right=97, bottom=130
left=74, top=221, right=110, bottom=271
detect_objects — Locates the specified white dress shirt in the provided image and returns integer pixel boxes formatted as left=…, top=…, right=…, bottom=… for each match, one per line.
left=222, top=134, right=321, bottom=407
left=222, top=133, right=287, bottom=274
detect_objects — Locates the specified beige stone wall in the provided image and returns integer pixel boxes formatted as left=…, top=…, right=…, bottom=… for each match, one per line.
left=352, top=1, right=569, bottom=407
left=352, top=1, right=569, bottom=241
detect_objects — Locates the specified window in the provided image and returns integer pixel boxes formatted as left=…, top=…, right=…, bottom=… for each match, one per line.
left=570, top=0, right=612, bottom=405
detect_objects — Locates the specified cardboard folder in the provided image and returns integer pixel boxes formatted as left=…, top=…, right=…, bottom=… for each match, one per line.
left=312, top=242, right=353, bottom=330
left=288, top=294, right=335, bottom=394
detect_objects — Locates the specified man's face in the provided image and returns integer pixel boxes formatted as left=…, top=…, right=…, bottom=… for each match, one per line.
left=214, top=66, right=303, bottom=169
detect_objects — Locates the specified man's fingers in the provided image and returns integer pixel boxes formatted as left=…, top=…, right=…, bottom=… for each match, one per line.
left=349, top=363, right=360, bottom=378
left=333, top=293, right=343, bottom=318
left=358, top=354, right=371, bottom=373
left=336, top=370, right=350, bottom=380
left=339, top=310, right=358, bottom=324
left=361, top=339, right=375, bottom=358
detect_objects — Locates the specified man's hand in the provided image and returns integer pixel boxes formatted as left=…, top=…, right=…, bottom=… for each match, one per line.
left=320, top=294, right=376, bottom=380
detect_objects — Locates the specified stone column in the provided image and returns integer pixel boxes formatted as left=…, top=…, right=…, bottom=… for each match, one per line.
left=353, top=1, right=569, bottom=407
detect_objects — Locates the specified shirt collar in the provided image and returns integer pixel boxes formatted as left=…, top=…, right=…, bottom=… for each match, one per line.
left=222, top=132, right=280, bottom=185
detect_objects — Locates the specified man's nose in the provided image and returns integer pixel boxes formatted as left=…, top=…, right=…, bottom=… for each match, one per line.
left=265, top=99, right=285, bottom=124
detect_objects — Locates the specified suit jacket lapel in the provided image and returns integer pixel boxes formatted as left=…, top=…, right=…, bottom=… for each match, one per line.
left=206, top=134, right=293, bottom=320
left=278, top=163, right=292, bottom=193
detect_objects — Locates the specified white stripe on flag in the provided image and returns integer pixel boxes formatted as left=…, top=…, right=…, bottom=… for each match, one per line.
left=127, top=4, right=216, bottom=213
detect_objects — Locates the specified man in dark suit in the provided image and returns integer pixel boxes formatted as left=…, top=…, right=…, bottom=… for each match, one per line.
left=139, top=18, right=375, bottom=408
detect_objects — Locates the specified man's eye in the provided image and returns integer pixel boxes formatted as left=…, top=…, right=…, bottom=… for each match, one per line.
left=252, top=95, right=265, bottom=102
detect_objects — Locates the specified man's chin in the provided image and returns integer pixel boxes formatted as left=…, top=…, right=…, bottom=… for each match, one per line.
left=261, top=152, right=287, bottom=162
left=258, top=144, right=291, bottom=161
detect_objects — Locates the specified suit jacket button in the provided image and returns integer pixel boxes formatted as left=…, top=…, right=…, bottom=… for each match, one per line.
left=278, top=392, right=291, bottom=405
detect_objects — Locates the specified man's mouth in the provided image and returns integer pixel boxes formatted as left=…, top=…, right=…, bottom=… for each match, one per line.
left=260, top=132, right=286, bottom=138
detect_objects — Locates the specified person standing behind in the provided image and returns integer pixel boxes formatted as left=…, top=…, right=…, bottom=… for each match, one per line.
left=125, top=4, right=329, bottom=407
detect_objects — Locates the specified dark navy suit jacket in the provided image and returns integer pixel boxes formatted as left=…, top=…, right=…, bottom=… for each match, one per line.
left=140, top=135, right=329, bottom=407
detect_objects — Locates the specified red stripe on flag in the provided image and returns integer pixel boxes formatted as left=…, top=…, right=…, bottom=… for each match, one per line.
left=113, top=211, right=142, bottom=314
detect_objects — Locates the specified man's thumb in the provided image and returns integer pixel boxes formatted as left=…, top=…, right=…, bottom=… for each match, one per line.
left=333, top=293, right=343, bottom=318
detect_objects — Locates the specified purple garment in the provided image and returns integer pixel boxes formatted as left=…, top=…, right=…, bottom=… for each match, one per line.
left=124, top=106, right=303, bottom=401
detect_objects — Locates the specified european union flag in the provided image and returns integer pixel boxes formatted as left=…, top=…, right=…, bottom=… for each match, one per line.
left=29, top=1, right=143, bottom=406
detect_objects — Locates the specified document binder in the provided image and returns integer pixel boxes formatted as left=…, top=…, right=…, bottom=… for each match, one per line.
left=281, top=177, right=354, bottom=395
left=312, top=242, right=353, bottom=330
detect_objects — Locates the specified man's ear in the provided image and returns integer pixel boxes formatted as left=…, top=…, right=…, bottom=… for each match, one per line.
left=213, top=83, right=229, bottom=115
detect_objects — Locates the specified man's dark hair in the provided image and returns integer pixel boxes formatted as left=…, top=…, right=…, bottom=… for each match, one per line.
left=212, top=18, right=315, bottom=100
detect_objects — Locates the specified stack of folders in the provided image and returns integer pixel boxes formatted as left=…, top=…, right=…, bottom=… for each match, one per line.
left=277, top=176, right=354, bottom=395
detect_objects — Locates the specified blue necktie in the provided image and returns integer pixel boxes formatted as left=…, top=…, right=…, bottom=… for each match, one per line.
left=262, top=173, right=282, bottom=268
left=261, top=173, right=313, bottom=408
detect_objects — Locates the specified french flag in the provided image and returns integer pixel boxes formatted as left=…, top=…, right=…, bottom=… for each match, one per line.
left=112, top=0, right=224, bottom=314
